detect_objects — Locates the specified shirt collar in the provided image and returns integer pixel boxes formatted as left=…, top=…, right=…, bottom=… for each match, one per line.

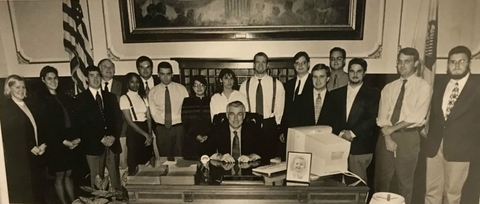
left=102, top=79, right=113, bottom=84
left=348, top=82, right=363, bottom=91
left=89, top=87, right=101, bottom=98
left=449, top=72, right=470, bottom=86
left=230, top=126, right=242, bottom=136
left=297, top=73, right=309, bottom=81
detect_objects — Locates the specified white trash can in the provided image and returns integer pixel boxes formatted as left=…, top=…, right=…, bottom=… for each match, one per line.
left=370, top=192, right=405, bottom=204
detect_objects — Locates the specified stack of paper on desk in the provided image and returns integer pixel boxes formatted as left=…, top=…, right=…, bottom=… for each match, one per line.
left=127, top=165, right=168, bottom=185
left=160, top=163, right=198, bottom=185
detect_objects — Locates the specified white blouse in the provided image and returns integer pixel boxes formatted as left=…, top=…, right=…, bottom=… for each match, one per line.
left=120, top=90, right=149, bottom=122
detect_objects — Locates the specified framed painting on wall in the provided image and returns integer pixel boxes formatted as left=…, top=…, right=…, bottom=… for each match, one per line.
left=120, top=0, right=366, bottom=42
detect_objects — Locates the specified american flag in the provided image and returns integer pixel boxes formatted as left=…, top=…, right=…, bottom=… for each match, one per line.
left=63, top=0, right=94, bottom=93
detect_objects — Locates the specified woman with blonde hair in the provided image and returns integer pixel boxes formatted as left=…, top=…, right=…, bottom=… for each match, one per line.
left=0, top=74, right=47, bottom=203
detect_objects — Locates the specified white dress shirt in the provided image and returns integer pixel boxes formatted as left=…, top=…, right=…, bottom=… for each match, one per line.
left=141, top=77, right=155, bottom=90
left=377, top=75, right=432, bottom=128
left=148, top=82, right=189, bottom=125
left=89, top=87, right=103, bottom=107
left=295, top=74, right=310, bottom=95
left=239, top=75, right=285, bottom=124
left=210, top=90, right=248, bottom=120
left=442, top=73, right=469, bottom=118
left=101, top=79, right=113, bottom=92
left=346, top=83, right=363, bottom=121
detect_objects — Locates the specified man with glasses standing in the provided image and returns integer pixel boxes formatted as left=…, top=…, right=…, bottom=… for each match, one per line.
left=375, top=48, right=432, bottom=204
left=425, top=46, right=480, bottom=204
left=327, top=47, right=349, bottom=91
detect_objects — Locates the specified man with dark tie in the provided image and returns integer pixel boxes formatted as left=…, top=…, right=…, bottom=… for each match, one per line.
left=149, top=62, right=189, bottom=158
left=327, top=47, right=349, bottom=91
left=75, top=66, right=123, bottom=194
left=425, top=46, right=480, bottom=204
left=319, top=58, right=380, bottom=182
left=136, top=56, right=160, bottom=95
left=282, top=51, right=314, bottom=128
left=99, top=58, right=123, bottom=100
left=204, top=100, right=262, bottom=163
left=375, top=48, right=432, bottom=204
left=240, top=52, right=285, bottom=161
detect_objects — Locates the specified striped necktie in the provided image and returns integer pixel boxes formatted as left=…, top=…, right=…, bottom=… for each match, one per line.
left=232, top=131, right=240, bottom=159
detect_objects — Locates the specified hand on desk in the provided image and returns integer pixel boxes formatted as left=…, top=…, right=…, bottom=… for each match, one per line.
left=210, top=153, right=235, bottom=163
left=238, top=154, right=261, bottom=163
left=210, top=160, right=235, bottom=171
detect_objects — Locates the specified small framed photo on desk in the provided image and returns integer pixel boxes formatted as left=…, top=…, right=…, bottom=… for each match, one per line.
left=286, top=151, right=312, bottom=184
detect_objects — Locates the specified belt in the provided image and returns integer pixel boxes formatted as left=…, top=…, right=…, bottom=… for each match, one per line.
left=398, top=126, right=423, bottom=132
left=156, top=123, right=182, bottom=127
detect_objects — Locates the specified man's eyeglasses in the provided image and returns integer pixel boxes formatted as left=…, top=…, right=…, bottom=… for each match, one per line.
left=448, top=59, right=468, bottom=66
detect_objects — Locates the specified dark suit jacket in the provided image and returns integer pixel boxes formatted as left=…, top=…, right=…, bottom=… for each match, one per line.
left=75, top=90, right=123, bottom=155
left=202, top=122, right=263, bottom=158
left=319, top=85, right=380, bottom=154
left=110, top=79, right=123, bottom=101
left=0, top=99, right=46, bottom=203
left=282, top=74, right=315, bottom=128
left=426, top=76, right=480, bottom=161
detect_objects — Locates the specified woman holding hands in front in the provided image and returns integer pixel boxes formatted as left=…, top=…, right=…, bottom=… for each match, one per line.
left=0, top=74, right=47, bottom=203
left=36, top=66, right=80, bottom=204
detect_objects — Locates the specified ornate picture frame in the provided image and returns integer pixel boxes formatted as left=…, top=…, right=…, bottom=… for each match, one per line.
left=120, top=0, right=366, bottom=42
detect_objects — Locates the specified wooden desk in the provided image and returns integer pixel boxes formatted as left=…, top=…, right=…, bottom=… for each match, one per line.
left=126, top=160, right=369, bottom=203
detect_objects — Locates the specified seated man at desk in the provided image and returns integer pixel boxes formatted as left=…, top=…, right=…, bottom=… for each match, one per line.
left=203, top=100, right=263, bottom=163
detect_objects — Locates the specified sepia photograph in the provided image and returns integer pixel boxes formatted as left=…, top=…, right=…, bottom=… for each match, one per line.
left=286, top=151, right=312, bottom=183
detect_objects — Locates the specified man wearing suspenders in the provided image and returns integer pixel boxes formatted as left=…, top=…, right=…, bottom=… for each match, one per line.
left=240, top=52, right=285, bottom=161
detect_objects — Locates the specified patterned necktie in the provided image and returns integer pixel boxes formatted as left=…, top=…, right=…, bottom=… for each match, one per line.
left=445, top=82, right=459, bottom=120
left=104, top=82, right=109, bottom=92
left=314, top=93, right=322, bottom=124
left=294, top=79, right=301, bottom=101
left=232, top=130, right=240, bottom=160
left=145, top=82, right=150, bottom=95
left=95, top=91, right=105, bottom=121
left=164, top=86, right=172, bottom=128
left=390, top=79, right=407, bottom=125
left=256, top=79, right=263, bottom=115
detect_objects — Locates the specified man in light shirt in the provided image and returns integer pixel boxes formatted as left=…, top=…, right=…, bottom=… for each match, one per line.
left=425, top=46, right=480, bottom=204
left=375, top=48, right=432, bottom=204
left=240, top=52, right=285, bottom=161
left=319, top=58, right=380, bottom=182
left=327, top=47, right=349, bottom=91
left=149, top=62, right=189, bottom=158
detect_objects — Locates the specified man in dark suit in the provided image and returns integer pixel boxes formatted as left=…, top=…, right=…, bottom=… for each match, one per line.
left=136, top=56, right=160, bottom=95
left=282, top=51, right=314, bottom=128
left=99, top=58, right=123, bottom=100
left=310, top=63, right=331, bottom=125
left=319, top=58, right=380, bottom=182
left=204, top=100, right=263, bottom=163
left=76, top=66, right=123, bottom=194
left=425, top=46, right=480, bottom=204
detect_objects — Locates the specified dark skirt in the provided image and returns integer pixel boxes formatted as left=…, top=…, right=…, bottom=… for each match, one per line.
left=46, top=128, right=78, bottom=174
left=126, top=121, right=153, bottom=171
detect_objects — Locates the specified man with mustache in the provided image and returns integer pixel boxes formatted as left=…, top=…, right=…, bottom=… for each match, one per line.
left=425, top=46, right=480, bottom=204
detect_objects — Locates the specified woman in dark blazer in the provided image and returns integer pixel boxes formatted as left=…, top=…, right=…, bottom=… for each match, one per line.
left=0, top=74, right=46, bottom=203
left=36, top=66, right=80, bottom=204
left=182, top=75, right=212, bottom=160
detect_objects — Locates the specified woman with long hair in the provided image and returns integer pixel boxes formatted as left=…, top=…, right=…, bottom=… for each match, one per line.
left=36, top=66, right=80, bottom=204
left=119, top=72, right=153, bottom=175
left=209, top=69, right=247, bottom=120
left=0, top=74, right=47, bottom=203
